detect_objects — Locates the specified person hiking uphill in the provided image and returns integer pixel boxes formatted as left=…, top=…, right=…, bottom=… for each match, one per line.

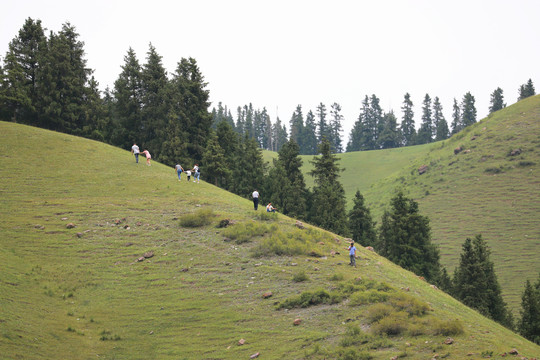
left=252, top=190, right=259, bottom=210
left=347, top=241, right=357, bottom=267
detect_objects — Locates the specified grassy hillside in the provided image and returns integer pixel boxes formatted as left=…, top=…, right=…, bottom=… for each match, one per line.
left=1, top=121, right=539, bottom=359
left=295, top=96, right=540, bottom=313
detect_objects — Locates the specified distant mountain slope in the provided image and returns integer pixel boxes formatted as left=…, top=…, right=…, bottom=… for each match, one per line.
left=1, top=121, right=538, bottom=359
left=298, top=95, right=540, bottom=313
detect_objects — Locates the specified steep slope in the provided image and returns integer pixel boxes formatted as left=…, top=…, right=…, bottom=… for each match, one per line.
left=0, top=121, right=538, bottom=359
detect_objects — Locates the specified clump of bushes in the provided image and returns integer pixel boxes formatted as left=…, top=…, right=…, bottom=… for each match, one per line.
left=430, top=318, right=464, bottom=336
left=277, top=289, right=342, bottom=309
left=222, top=222, right=274, bottom=244
left=292, top=270, right=309, bottom=282
left=178, top=208, right=214, bottom=228
left=251, top=228, right=323, bottom=258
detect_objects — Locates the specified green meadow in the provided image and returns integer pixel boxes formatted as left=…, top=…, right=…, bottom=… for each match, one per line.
left=1, top=119, right=539, bottom=359
left=293, top=95, right=540, bottom=314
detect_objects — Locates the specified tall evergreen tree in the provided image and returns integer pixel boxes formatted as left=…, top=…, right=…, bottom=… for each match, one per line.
left=377, top=191, right=441, bottom=283
left=400, top=93, right=416, bottom=146
left=203, top=133, right=231, bottom=187
left=452, top=235, right=513, bottom=328
left=140, top=43, right=169, bottom=158
left=518, top=274, right=540, bottom=344
left=346, top=115, right=364, bottom=152
left=169, top=57, right=211, bottom=163
left=450, top=97, right=462, bottom=134
left=265, top=139, right=308, bottom=218
left=231, top=134, right=266, bottom=198
left=416, top=94, right=433, bottom=145
left=433, top=97, right=449, bottom=141
left=302, top=110, right=318, bottom=155
left=0, top=18, right=47, bottom=125
left=289, top=105, right=304, bottom=150
left=489, top=87, right=505, bottom=114
left=461, top=92, right=477, bottom=128
left=378, top=110, right=400, bottom=149
left=518, top=78, right=536, bottom=100
left=308, top=139, right=347, bottom=235
left=113, top=47, right=143, bottom=148
left=348, top=190, right=377, bottom=246
left=271, top=117, right=288, bottom=152
left=329, top=102, right=344, bottom=153
left=316, top=102, right=329, bottom=143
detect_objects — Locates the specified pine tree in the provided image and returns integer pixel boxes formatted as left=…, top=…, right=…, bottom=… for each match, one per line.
left=433, top=97, right=449, bottom=141
left=461, top=92, right=477, bottom=128
left=289, top=105, right=304, bottom=150
left=452, top=234, right=513, bottom=328
left=450, top=98, right=462, bottom=134
left=348, top=190, right=377, bottom=246
left=231, top=135, right=266, bottom=198
left=400, top=93, right=416, bottom=146
left=518, top=274, right=540, bottom=344
left=265, top=139, right=308, bottom=219
left=346, top=115, right=364, bottom=152
left=489, top=87, right=505, bottom=114
left=518, top=78, right=536, bottom=101
left=0, top=18, right=47, bottom=125
left=308, top=139, right=347, bottom=235
left=169, top=57, right=212, bottom=163
left=329, top=102, right=344, bottom=153
left=271, top=117, right=288, bottom=152
left=316, top=102, right=329, bottom=143
left=302, top=110, right=318, bottom=155
left=140, top=43, right=169, bottom=159
left=203, top=134, right=231, bottom=187
left=417, top=94, right=433, bottom=145
left=378, top=110, right=401, bottom=149
left=377, top=191, right=441, bottom=283
left=113, top=47, right=143, bottom=148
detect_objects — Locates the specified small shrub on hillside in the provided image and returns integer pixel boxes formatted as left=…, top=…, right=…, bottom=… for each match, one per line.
left=371, top=311, right=408, bottom=336
left=251, top=228, right=323, bottom=257
left=179, top=208, right=214, bottom=228
left=330, top=273, right=344, bottom=281
left=349, top=289, right=390, bottom=306
left=339, top=325, right=372, bottom=347
left=337, top=348, right=373, bottom=360
left=277, top=289, right=342, bottom=309
left=292, top=270, right=309, bottom=282
left=221, top=222, right=273, bottom=244
left=430, top=318, right=464, bottom=336
left=518, top=160, right=535, bottom=167
left=389, top=293, right=431, bottom=316
left=484, top=166, right=503, bottom=174
left=365, top=303, right=394, bottom=324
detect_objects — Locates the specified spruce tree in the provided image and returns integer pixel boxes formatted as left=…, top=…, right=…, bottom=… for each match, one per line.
left=329, top=102, right=344, bottom=153
left=289, top=105, right=304, bottom=151
left=400, top=93, right=416, bottom=146
left=265, top=139, right=308, bottom=219
left=348, top=190, right=377, bottom=246
left=377, top=191, right=441, bottom=283
left=461, top=92, right=477, bottom=128
left=308, top=139, right=347, bottom=235
left=450, top=98, right=462, bottom=134
left=518, top=78, right=536, bottom=100
left=433, top=97, right=449, bottom=141
left=203, top=134, right=231, bottom=187
left=518, top=274, right=540, bottom=344
left=302, top=110, right=318, bottom=155
left=416, top=93, right=433, bottom=144
left=489, top=87, right=505, bottom=114
left=316, top=102, right=329, bottom=143
left=378, top=110, right=400, bottom=149
left=232, top=134, right=266, bottom=198
left=453, top=235, right=513, bottom=328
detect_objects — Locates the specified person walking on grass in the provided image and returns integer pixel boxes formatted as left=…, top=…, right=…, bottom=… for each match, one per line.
left=192, top=164, right=200, bottom=183
left=175, top=164, right=184, bottom=181
left=347, top=241, right=357, bottom=267
left=186, top=169, right=191, bottom=182
left=252, top=190, right=259, bottom=210
left=141, top=149, right=151, bottom=166
left=131, top=143, right=140, bottom=163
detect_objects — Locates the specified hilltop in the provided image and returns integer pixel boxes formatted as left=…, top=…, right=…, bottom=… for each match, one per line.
left=0, top=121, right=539, bottom=359
left=295, top=95, right=540, bottom=313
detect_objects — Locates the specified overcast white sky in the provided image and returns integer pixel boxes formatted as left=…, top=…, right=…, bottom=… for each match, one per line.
left=2, top=0, right=539, bottom=141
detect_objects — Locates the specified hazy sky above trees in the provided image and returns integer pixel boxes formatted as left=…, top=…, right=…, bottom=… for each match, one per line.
left=2, top=0, right=539, bottom=138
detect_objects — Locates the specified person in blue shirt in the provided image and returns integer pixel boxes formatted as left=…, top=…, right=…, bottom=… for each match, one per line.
left=348, top=241, right=357, bottom=267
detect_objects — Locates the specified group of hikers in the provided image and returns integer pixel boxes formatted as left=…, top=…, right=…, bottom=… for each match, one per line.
left=131, top=144, right=358, bottom=267
left=251, top=189, right=277, bottom=213
left=131, top=143, right=200, bottom=183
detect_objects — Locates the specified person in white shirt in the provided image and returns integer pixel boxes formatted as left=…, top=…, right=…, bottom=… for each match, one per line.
left=252, top=190, right=259, bottom=210
left=266, top=202, right=276, bottom=213
left=131, top=144, right=140, bottom=163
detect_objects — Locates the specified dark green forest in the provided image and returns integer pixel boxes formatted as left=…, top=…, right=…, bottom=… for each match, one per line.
left=1, top=18, right=539, bottom=342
